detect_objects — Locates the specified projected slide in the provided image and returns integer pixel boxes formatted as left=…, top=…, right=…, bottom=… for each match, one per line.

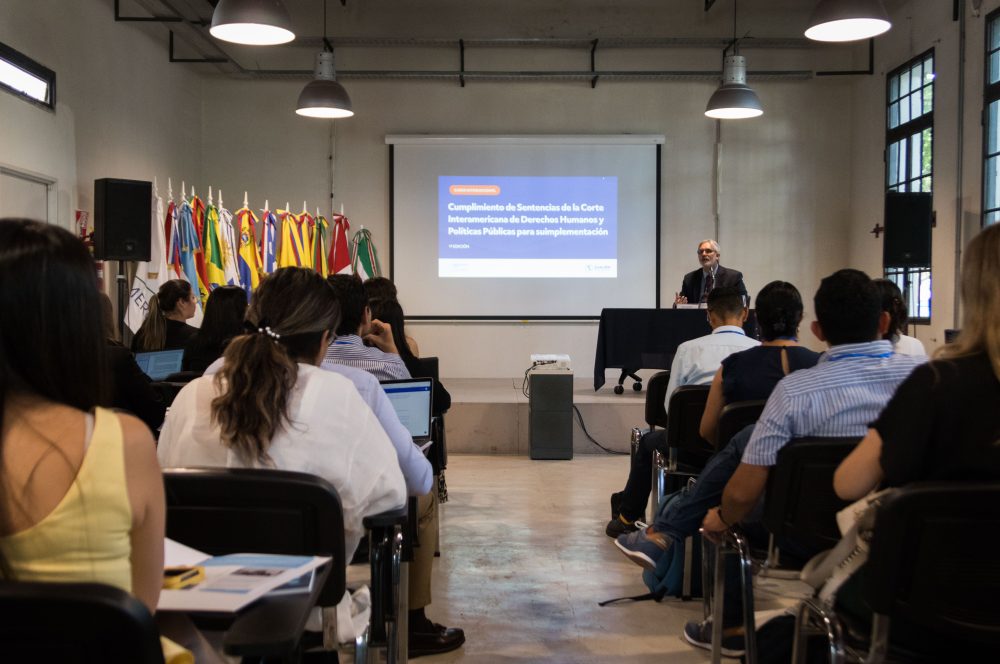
left=439, top=176, right=618, bottom=278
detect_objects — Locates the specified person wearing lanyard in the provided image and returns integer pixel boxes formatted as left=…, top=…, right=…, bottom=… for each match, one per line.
left=680, top=269, right=926, bottom=658
left=674, top=239, right=748, bottom=306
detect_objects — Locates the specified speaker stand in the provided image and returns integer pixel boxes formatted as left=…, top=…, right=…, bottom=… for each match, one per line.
left=116, top=261, right=128, bottom=343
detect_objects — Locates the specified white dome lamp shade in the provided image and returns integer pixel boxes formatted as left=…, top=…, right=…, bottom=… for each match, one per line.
left=296, top=52, right=354, bottom=119
left=705, top=55, right=763, bottom=120
left=805, top=0, right=891, bottom=42
left=210, top=0, right=295, bottom=46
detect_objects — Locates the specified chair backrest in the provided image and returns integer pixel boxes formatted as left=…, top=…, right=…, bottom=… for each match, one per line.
left=664, top=384, right=711, bottom=452
left=762, top=437, right=858, bottom=552
left=163, top=467, right=347, bottom=607
left=0, top=581, right=164, bottom=663
left=644, top=370, right=671, bottom=429
left=864, top=482, right=1000, bottom=646
left=409, top=356, right=439, bottom=382
left=716, top=399, right=767, bottom=448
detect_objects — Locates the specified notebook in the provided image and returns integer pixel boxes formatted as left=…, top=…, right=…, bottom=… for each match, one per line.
left=134, top=349, right=185, bottom=381
left=380, top=378, right=434, bottom=444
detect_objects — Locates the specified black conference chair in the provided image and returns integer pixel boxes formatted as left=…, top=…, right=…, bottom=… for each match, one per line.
left=702, top=437, right=858, bottom=664
left=792, top=481, right=1000, bottom=664
left=715, top=399, right=766, bottom=450
left=643, top=370, right=672, bottom=431
left=652, top=385, right=712, bottom=504
left=163, top=467, right=408, bottom=664
left=0, top=581, right=164, bottom=664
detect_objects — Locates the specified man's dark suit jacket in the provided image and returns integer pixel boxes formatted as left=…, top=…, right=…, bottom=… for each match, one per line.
left=678, top=265, right=748, bottom=304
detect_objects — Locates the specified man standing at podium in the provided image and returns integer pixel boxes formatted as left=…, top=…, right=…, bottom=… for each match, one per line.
left=675, top=239, right=747, bottom=305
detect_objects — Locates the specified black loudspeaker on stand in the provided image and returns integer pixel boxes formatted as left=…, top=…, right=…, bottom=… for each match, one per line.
left=883, top=192, right=933, bottom=267
left=94, top=177, right=152, bottom=343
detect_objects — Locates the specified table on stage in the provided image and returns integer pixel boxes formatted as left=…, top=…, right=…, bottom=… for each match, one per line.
left=157, top=561, right=332, bottom=661
left=593, top=308, right=757, bottom=392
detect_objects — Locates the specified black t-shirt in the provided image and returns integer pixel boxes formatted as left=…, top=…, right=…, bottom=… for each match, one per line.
left=873, top=352, right=1000, bottom=487
left=131, top=318, right=198, bottom=352
left=721, top=345, right=821, bottom=403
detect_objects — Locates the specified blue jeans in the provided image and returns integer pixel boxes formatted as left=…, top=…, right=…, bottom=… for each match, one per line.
left=619, top=429, right=713, bottom=521
left=653, top=424, right=756, bottom=541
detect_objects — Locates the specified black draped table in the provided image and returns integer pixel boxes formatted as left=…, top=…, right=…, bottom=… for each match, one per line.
left=593, top=308, right=758, bottom=392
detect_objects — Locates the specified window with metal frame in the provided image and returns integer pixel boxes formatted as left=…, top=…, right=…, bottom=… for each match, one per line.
left=984, top=9, right=1000, bottom=226
left=885, top=50, right=934, bottom=323
left=0, top=41, right=55, bottom=111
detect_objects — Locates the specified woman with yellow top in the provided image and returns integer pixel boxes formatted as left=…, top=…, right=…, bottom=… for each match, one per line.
left=0, top=218, right=165, bottom=614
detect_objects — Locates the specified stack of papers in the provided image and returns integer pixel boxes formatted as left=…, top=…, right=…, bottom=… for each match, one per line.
left=159, top=538, right=330, bottom=613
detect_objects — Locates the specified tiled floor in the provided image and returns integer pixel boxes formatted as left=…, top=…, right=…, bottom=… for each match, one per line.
left=420, top=454, right=718, bottom=663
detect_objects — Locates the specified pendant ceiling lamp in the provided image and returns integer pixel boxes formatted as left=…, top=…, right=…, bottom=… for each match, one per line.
left=296, top=1, right=353, bottom=119
left=210, top=0, right=295, bottom=46
left=804, top=0, right=891, bottom=42
left=705, top=0, right=762, bottom=120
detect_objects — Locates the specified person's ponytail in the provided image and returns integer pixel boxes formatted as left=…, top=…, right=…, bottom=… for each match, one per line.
left=135, top=294, right=167, bottom=351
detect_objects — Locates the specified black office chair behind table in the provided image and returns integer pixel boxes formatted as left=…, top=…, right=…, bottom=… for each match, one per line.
left=793, top=481, right=1000, bottom=664
left=702, top=437, right=858, bottom=664
left=163, top=467, right=408, bottom=664
left=0, top=581, right=164, bottom=664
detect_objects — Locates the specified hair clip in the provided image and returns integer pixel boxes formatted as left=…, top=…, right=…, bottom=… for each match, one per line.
left=258, top=326, right=281, bottom=340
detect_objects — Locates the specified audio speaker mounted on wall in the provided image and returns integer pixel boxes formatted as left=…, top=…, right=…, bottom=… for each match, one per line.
left=883, top=191, right=933, bottom=268
left=93, top=177, right=152, bottom=261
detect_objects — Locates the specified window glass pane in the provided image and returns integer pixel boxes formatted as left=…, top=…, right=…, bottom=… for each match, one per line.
left=911, top=93, right=922, bottom=120
left=889, top=102, right=899, bottom=128
left=910, top=62, right=922, bottom=90
left=992, top=51, right=1000, bottom=85
left=987, top=210, right=1000, bottom=225
left=900, top=69, right=910, bottom=95
left=985, top=156, right=999, bottom=210
left=923, top=85, right=933, bottom=115
left=887, top=142, right=899, bottom=186
left=889, top=76, right=899, bottom=101
left=992, top=21, right=1000, bottom=50
left=900, top=94, right=912, bottom=124
left=991, top=103, right=1000, bottom=155
left=921, top=176, right=932, bottom=192
left=921, top=128, right=932, bottom=176
left=911, top=132, right=922, bottom=179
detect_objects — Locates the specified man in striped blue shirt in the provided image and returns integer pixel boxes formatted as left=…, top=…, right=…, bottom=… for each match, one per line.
left=323, top=274, right=412, bottom=381
left=678, top=269, right=924, bottom=656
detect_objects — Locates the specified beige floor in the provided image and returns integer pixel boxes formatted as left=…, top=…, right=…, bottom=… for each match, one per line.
left=419, top=454, right=718, bottom=663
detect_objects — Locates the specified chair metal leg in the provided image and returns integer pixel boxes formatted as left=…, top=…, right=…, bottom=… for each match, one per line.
left=354, top=624, right=370, bottom=664
left=732, top=531, right=758, bottom=664
left=867, top=614, right=890, bottom=664
left=710, top=540, right=726, bottom=664
left=793, top=598, right=846, bottom=664
left=702, top=536, right=714, bottom=621
left=682, top=535, right=694, bottom=600
left=387, top=529, right=406, bottom=664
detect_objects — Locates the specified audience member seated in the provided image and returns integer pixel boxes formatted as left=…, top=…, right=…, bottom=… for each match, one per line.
left=327, top=277, right=465, bottom=657
left=323, top=275, right=411, bottom=381
left=0, top=218, right=165, bottom=616
left=368, top=295, right=452, bottom=416
left=680, top=269, right=924, bottom=657
left=99, top=293, right=167, bottom=432
left=615, top=281, right=820, bottom=567
left=873, top=278, right=927, bottom=357
left=606, top=286, right=759, bottom=538
left=157, top=267, right=406, bottom=562
left=832, top=224, right=1000, bottom=654
left=131, top=278, right=199, bottom=352
left=182, top=284, right=247, bottom=374
left=362, top=276, right=421, bottom=355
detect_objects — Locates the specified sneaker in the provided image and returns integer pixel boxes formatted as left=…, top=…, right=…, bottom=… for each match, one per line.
left=605, top=515, right=638, bottom=538
left=614, top=526, right=672, bottom=570
left=682, top=619, right=745, bottom=659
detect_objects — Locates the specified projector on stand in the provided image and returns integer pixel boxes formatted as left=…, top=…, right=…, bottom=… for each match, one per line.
left=529, top=353, right=572, bottom=372
left=528, top=354, right=573, bottom=460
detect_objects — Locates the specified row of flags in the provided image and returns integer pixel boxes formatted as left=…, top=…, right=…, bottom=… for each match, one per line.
left=124, top=185, right=383, bottom=334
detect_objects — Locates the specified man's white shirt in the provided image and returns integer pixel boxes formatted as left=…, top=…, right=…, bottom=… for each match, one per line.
left=663, top=325, right=760, bottom=413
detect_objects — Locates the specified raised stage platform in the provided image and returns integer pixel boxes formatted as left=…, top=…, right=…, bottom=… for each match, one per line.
left=443, top=378, right=646, bottom=455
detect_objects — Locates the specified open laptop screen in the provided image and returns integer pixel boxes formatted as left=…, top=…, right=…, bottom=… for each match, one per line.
left=134, top=349, right=185, bottom=381
left=380, top=378, right=434, bottom=441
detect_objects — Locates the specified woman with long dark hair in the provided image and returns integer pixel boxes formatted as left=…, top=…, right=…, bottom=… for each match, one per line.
left=182, top=284, right=247, bottom=374
left=157, top=267, right=406, bottom=559
left=872, top=278, right=926, bottom=357
left=131, top=278, right=198, bottom=351
left=0, top=219, right=164, bottom=613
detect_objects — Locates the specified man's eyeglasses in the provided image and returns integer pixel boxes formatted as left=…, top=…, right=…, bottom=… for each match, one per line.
left=697, top=249, right=717, bottom=255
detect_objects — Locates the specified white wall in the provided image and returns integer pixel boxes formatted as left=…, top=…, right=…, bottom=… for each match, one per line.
left=200, top=3, right=858, bottom=379
left=0, top=0, right=204, bottom=232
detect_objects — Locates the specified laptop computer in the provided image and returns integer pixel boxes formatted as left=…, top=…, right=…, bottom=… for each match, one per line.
left=380, top=378, right=434, bottom=444
left=134, top=349, right=185, bottom=381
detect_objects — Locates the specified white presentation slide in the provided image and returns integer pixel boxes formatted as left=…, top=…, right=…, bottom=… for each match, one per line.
left=388, top=135, right=662, bottom=318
